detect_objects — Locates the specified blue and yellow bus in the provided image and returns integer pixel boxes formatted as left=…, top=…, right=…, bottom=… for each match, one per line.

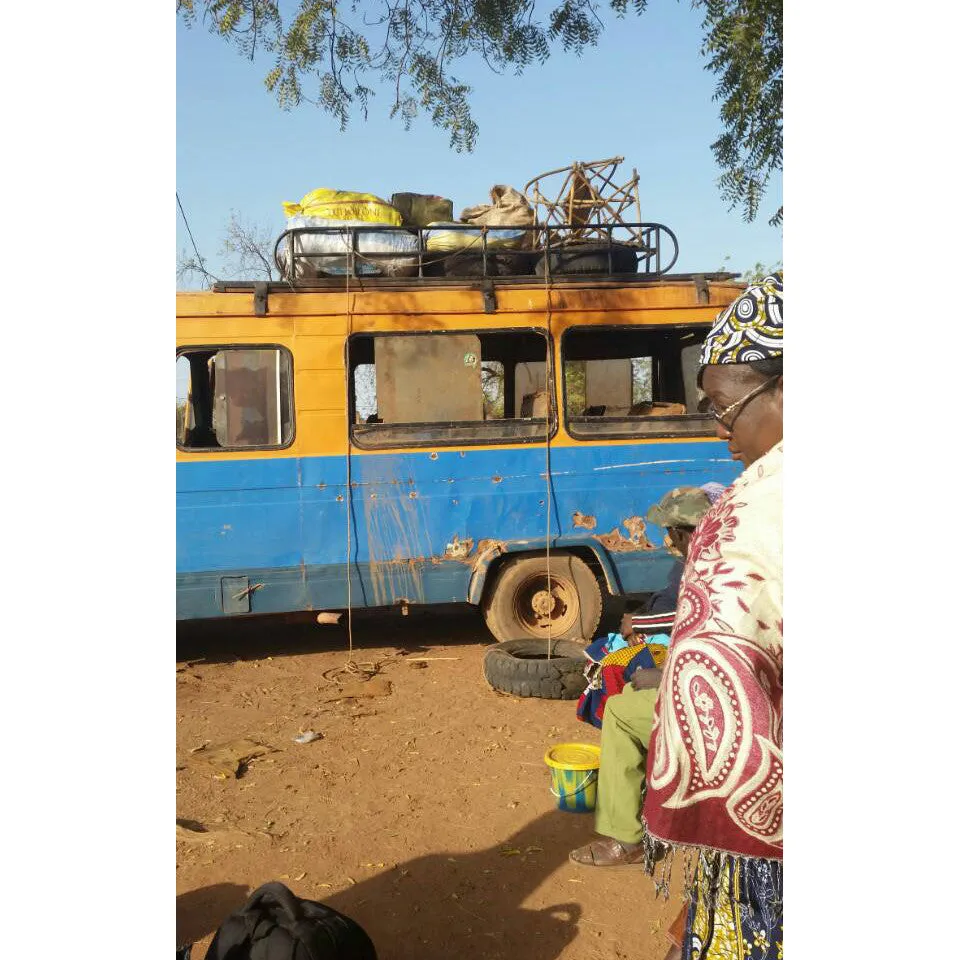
left=176, top=272, right=743, bottom=641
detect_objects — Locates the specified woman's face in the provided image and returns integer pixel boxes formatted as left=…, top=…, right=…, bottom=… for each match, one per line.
left=700, top=365, right=783, bottom=467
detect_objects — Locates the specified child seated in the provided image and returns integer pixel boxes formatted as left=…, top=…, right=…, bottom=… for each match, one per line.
left=576, top=608, right=671, bottom=729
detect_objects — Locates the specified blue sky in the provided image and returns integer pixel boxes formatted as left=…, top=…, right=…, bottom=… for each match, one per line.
left=176, top=4, right=782, bottom=284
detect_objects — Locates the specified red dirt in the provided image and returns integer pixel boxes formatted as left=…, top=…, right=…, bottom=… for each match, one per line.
left=176, top=608, right=679, bottom=959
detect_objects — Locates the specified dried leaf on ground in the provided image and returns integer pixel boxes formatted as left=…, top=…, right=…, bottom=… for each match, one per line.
left=175, top=818, right=252, bottom=845
left=193, top=737, right=276, bottom=778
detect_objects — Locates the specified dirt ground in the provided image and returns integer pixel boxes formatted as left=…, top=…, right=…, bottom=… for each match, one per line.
left=176, top=606, right=680, bottom=960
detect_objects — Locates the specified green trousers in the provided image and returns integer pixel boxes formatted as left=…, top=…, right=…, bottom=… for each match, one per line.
left=595, top=685, right=659, bottom=844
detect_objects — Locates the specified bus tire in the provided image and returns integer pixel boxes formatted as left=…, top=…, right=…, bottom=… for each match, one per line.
left=482, top=552, right=603, bottom=644
left=482, top=639, right=588, bottom=700
left=535, top=242, right=638, bottom=276
left=441, top=251, right=535, bottom=277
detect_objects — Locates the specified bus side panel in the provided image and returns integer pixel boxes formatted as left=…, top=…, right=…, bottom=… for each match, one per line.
left=548, top=439, right=740, bottom=593
left=301, top=448, right=554, bottom=608
left=298, top=454, right=407, bottom=610
left=176, top=566, right=312, bottom=620
left=176, top=440, right=741, bottom=620
left=176, top=458, right=306, bottom=618
left=306, top=440, right=739, bottom=608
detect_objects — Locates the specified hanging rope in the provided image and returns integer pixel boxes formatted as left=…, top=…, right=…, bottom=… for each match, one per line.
left=544, top=245, right=554, bottom=660
left=343, top=264, right=356, bottom=665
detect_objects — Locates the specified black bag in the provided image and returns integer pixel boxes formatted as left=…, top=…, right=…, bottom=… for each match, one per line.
left=203, top=882, right=377, bottom=960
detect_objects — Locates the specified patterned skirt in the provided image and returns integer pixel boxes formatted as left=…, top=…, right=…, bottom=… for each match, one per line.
left=682, top=856, right=783, bottom=960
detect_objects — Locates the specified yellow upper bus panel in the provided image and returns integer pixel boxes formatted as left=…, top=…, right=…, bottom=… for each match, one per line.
left=176, top=276, right=744, bottom=461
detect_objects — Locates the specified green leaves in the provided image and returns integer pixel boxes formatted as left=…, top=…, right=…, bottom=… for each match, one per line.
left=548, top=1, right=602, bottom=54
left=695, top=0, right=782, bottom=224
left=180, top=0, right=781, bottom=224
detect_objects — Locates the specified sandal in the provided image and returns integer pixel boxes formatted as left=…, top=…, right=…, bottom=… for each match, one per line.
left=568, top=837, right=646, bottom=867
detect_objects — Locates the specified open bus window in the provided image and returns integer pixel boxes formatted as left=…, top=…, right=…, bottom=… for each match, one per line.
left=562, top=327, right=713, bottom=439
left=177, top=346, right=294, bottom=450
left=348, top=331, right=554, bottom=448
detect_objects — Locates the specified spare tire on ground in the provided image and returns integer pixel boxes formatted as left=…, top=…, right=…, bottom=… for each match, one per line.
left=482, top=639, right=588, bottom=700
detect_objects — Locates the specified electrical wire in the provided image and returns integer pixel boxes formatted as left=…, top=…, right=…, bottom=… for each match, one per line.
left=176, top=191, right=219, bottom=282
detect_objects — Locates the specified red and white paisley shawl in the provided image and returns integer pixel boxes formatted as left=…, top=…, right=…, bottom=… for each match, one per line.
left=643, top=443, right=783, bottom=860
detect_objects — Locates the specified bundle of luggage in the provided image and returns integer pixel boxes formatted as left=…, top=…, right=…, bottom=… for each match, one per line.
left=275, top=184, right=639, bottom=281
left=276, top=188, right=422, bottom=279
left=178, top=881, right=377, bottom=960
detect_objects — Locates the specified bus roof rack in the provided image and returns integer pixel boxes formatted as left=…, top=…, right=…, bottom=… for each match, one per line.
left=211, top=271, right=741, bottom=295
left=268, top=221, right=693, bottom=284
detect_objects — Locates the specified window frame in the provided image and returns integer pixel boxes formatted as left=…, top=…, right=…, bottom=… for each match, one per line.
left=346, top=327, right=558, bottom=450
left=176, top=343, right=296, bottom=453
left=560, top=324, right=715, bottom=441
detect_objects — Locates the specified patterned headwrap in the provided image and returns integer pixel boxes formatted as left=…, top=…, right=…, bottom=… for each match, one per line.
left=700, top=482, right=727, bottom=505
left=701, top=273, right=783, bottom=366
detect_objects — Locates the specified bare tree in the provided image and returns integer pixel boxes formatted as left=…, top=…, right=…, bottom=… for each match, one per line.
left=176, top=248, right=219, bottom=288
left=219, top=212, right=277, bottom=280
left=177, top=211, right=277, bottom=287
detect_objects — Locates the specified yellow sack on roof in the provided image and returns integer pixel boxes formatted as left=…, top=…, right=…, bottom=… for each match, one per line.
left=282, top=188, right=403, bottom=226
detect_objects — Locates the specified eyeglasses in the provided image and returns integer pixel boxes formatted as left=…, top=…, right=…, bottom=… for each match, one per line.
left=707, top=375, right=780, bottom=433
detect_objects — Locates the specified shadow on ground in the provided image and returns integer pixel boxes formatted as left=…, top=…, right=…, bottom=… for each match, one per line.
left=178, top=810, right=596, bottom=960
left=176, top=882, right=250, bottom=948
left=324, top=809, right=596, bottom=960
left=176, top=603, right=492, bottom=665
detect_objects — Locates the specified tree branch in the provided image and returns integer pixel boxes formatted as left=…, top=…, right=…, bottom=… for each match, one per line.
left=181, top=0, right=781, bottom=223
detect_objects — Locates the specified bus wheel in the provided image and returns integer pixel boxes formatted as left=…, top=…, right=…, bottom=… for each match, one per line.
left=482, top=552, right=603, bottom=644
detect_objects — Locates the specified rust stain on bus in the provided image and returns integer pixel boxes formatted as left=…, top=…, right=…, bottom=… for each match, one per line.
left=595, top=515, right=655, bottom=552
left=444, top=535, right=475, bottom=561
left=362, top=474, right=431, bottom=605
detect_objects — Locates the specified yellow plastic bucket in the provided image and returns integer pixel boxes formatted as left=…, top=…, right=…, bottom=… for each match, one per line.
left=544, top=743, right=601, bottom=813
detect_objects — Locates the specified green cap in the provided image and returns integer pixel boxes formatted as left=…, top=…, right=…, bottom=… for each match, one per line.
left=646, top=486, right=712, bottom=529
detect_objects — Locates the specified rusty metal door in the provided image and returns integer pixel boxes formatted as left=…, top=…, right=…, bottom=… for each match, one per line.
left=375, top=334, right=483, bottom=424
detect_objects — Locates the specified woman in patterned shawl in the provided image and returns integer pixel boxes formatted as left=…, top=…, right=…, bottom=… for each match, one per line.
left=570, top=275, right=783, bottom=960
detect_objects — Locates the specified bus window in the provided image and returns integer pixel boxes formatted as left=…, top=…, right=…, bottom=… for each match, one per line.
left=349, top=330, right=554, bottom=448
left=353, top=363, right=378, bottom=424
left=176, top=346, right=294, bottom=450
left=176, top=355, right=191, bottom=445
left=514, top=361, right=546, bottom=417
left=481, top=360, right=505, bottom=419
left=562, top=326, right=713, bottom=439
